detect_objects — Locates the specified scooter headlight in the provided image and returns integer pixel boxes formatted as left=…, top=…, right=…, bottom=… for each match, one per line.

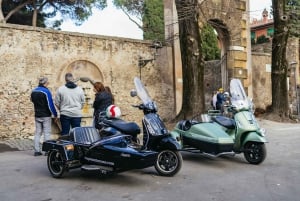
left=259, top=128, right=266, bottom=137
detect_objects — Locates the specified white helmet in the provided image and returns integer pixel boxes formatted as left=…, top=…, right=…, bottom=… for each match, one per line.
left=106, top=105, right=122, bottom=118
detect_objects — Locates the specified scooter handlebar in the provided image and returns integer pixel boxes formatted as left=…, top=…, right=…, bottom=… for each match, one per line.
left=132, top=104, right=144, bottom=110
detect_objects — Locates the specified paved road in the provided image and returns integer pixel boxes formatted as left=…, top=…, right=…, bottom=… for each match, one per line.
left=0, top=119, right=299, bottom=201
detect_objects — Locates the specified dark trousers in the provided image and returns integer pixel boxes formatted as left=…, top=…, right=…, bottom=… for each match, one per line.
left=216, top=103, right=224, bottom=113
left=60, top=115, right=82, bottom=135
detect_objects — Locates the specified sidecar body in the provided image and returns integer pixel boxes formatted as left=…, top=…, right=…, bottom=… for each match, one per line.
left=42, top=126, right=158, bottom=178
left=170, top=120, right=234, bottom=155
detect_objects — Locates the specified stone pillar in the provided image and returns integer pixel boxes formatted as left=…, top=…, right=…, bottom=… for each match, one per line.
left=164, top=0, right=183, bottom=114
left=245, top=0, right=253, bottom=97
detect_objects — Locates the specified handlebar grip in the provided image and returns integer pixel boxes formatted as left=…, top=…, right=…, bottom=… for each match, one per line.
left=132, top=104, right=144, bottom=110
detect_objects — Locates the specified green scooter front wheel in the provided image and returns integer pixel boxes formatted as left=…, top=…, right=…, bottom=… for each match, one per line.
left=243, top=142, right=266, bottom=165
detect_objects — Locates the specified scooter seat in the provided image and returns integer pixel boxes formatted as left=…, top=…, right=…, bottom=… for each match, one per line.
left=213, top=116, right=236, bottom=129
left=103, top=119, right=141, bottom=135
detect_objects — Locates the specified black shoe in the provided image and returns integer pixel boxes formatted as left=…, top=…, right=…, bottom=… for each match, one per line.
left=34, top=152, right=42, bottom=156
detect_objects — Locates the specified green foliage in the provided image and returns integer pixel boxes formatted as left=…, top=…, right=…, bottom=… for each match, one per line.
left=113, top=0, right=143, bottom=18
left=2, top=0, right=107, bottom=27
left=43, top=0, right=107, bottom=26
left=2, top=0, right=46, bottom=27
left=200, top=24, right=220, bottom=61
left=256, top=35, right=270, bottom=44
left=143, top=0, right=164, bottom=41
left=286, top=0, right=300, bottom=37
left=113, top=0, right=164, bottom=41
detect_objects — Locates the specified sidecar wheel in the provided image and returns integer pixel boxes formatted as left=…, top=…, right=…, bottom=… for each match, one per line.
left=155, top=150, right=182, bottom=177
left=244, top=142, right=266, bottom=165
left=47, top=150, right=66, bottom=178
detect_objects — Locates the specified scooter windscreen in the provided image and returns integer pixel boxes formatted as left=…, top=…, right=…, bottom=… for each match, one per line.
left=134, top=77, right=153, bottom=105
left=229, top=78, right=251, bottom=111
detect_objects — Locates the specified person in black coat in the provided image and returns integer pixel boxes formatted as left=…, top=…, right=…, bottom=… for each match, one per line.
left=216, top=88, right=225, bottom=112
left=93, top=82, right=113, bottom=129
left=31, top=77, right=57, bottom=156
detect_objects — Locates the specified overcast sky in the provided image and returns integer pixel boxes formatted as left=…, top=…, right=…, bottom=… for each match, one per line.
left=60, top=0, right=272, bottom=40
left=249, top=0, right=272, bottom=20
left=60, top=0, right=143, bottom=39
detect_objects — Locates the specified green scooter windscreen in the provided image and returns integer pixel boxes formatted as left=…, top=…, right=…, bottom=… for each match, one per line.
left=230, top=79, right=252, bottom=111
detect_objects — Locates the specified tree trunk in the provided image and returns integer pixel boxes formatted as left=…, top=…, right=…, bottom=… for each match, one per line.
left=32, top=1, right=37, bottom=27
left=0, top=0, right=4, bottom=23
left=271, top=0, right=290, bottom=119
left=174, top=0, right=205, bottom=119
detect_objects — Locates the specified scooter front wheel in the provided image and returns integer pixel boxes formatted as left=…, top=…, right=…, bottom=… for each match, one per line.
left=243, top=142, right=266, bottom=165
left=47, top=150, right=66, bottom=178
left=155, top=150, right=182, bottom=176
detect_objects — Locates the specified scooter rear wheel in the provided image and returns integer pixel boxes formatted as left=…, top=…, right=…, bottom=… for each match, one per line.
left=47, top=150, right=66, bottom=178
left=243, top=142, right=266, bottom=165
left=155, top=150, right=182, bottom=176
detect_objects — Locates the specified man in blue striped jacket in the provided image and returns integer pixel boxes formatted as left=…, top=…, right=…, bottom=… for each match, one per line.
left=31, top=77, right=57, bottom=156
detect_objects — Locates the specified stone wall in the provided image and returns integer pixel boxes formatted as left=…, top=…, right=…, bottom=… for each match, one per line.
left=251, top=38, right=300, bottom=114
left=0, top=24, right=175, bottom=140
left=251, top=52, right=272, bottom=111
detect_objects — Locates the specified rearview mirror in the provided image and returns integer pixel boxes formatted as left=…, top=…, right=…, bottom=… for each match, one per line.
left=130, top=89, right=137, bottom=97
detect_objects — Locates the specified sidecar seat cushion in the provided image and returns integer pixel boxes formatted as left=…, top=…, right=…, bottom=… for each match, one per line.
left=70, top=127, right=101, bottom=145
left=213, top=116, right=236, bottom=129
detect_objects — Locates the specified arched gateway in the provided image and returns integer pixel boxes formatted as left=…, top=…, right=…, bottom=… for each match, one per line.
left=164, top=0, right=252, bottom=113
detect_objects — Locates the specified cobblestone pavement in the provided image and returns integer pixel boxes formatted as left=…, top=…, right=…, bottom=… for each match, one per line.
left=1, top=118, right=300, bottom=201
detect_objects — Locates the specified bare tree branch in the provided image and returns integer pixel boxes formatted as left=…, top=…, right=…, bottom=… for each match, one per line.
left=120, top=7, right=143, bottom=29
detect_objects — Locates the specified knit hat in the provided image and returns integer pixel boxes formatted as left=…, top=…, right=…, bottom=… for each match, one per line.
left=39, top=77, right=48, bottom=85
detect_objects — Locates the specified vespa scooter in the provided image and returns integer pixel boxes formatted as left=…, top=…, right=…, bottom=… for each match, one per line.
left=170, top=78, right=267, bottom=165
left=97, top=77, right=183, bottom=176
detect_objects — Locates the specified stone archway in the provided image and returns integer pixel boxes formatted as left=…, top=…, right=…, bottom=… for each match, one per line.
left=205, top=19, right=231, bottom=89
left=164, top=0, right=251, bottom=112
left=57, top=60, right=104, bottom=126
left=198, top=0, right=249, bottom=89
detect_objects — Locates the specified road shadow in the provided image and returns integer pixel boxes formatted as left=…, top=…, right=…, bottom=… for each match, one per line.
left=40, top=167, right=160, bottom=186
left=0, top=143, right=18, bottom=153
left=181, top=151, right=247, bottom=166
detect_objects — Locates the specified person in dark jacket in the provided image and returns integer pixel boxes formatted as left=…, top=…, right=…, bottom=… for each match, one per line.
left=93, top=82, right=113, bottom=129
left=31, top=77, right=57, bottom=156
left=216, top=87, right=225, bottom=112
left=105, top=86, right=115, bottom=104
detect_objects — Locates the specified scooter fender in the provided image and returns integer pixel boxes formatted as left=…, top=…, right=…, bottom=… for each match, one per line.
left=156, top=135, right=182, bottom=151
left=42, top=140, right=75, bottom=161
left=242, top=131, right=268, bottom=147
left=169, top=130, right=183, bottom=148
